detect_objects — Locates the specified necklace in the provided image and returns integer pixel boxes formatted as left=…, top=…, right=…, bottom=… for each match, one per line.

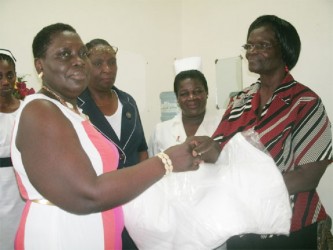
left=42, top=85, right=88, bottom=120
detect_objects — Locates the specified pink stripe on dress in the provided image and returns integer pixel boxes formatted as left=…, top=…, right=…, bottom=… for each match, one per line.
left=13, top=173, right=29, bottom=249
left=82, top=120, right=124, bottom=250
left=15, top=201, right=32, bottom=250
left=14, top=172, right=29, bottom=200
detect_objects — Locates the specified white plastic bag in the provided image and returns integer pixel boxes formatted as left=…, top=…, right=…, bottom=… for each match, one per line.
left=123, top=132, right=292, bottom=249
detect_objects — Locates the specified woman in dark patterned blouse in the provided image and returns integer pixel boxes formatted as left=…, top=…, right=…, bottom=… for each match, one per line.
left=212, top=15, right=332, bottom=249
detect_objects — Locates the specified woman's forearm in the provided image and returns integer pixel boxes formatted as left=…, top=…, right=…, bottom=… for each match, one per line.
left=283, top=160, right=330, bottom=195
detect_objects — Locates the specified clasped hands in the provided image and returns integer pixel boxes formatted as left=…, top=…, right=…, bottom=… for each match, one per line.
left=164, top=136, right=221, bottom=172
left=188, top=136, right=221, bottom=164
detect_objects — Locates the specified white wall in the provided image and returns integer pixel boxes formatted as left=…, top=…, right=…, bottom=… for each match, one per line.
left=2, top=0, right=332, bottom=227
left=1, top=0, right=184, bottom=131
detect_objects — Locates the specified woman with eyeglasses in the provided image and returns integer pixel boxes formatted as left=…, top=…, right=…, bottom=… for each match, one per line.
left=77, top=38, right=149, bottom=249
left=211, top=15, right=332, bottom=249
left=0, top=50, right=25, bottom=250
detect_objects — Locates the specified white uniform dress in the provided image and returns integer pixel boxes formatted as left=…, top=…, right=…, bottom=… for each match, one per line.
left=11, top=94, right=124, bottom=250
left=124, top=110, right=292, bottom=250
left=0, top=102, right=25, bottom=250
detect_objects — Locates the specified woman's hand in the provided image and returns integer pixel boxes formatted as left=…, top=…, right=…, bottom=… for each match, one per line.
left=187, top=136, right=221, bottom=163
left=164, top=141, right=202, bottom=172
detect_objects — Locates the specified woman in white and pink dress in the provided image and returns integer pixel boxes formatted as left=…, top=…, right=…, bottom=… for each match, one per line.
left=10, top=23, right=205, bottom=250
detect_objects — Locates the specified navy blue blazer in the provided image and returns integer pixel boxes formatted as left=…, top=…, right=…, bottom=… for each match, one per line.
left=78, top=87, right=148, bottom=168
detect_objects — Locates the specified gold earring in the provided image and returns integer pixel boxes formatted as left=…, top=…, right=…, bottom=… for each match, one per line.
left=38, top=72, right=43, bottom=78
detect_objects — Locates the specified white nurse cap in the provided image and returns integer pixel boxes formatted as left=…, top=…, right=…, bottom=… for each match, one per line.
left=174, top=56, right=202, bottom=75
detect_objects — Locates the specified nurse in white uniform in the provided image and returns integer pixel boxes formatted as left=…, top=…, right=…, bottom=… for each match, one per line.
left=149, top=57, right=223, bottom=156
left=0, top=49, right=25, bottom=250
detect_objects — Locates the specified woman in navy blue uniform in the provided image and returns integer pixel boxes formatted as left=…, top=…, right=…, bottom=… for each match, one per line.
left=78, top=39, right=148, bottom=249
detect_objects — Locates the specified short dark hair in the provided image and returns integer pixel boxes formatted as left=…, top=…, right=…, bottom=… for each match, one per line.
left=85, top=38, right=111, bottom=51
left=0, top=53, right=16, bottom=70
left=173, top=70, right=208, bottom=96
left=247, top=15, right=301, bottom=70
left=32, top=23, right=76, bottom=59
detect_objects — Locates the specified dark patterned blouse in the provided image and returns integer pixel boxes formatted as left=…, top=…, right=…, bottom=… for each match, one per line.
left=213, top=73, right=333, bottom=232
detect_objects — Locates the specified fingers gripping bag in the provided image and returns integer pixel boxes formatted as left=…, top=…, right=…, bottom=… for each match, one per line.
left=123, top=132, right=292, bottom=249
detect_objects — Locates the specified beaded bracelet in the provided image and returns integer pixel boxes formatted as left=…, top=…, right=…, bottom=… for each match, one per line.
left=157, top=152, right=173, bottom=176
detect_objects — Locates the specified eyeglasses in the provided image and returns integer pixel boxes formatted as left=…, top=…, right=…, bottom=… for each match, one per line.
left=242, top=43, right=276, bottom=52
left=0, top=49, right=17, bottom=61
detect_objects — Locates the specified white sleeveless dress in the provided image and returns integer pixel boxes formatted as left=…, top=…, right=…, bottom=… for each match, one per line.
left=11, top=94, right=124, bottom=250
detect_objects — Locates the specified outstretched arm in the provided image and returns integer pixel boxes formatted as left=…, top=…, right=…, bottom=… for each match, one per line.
left=16, top=99, right=200, bottom=214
